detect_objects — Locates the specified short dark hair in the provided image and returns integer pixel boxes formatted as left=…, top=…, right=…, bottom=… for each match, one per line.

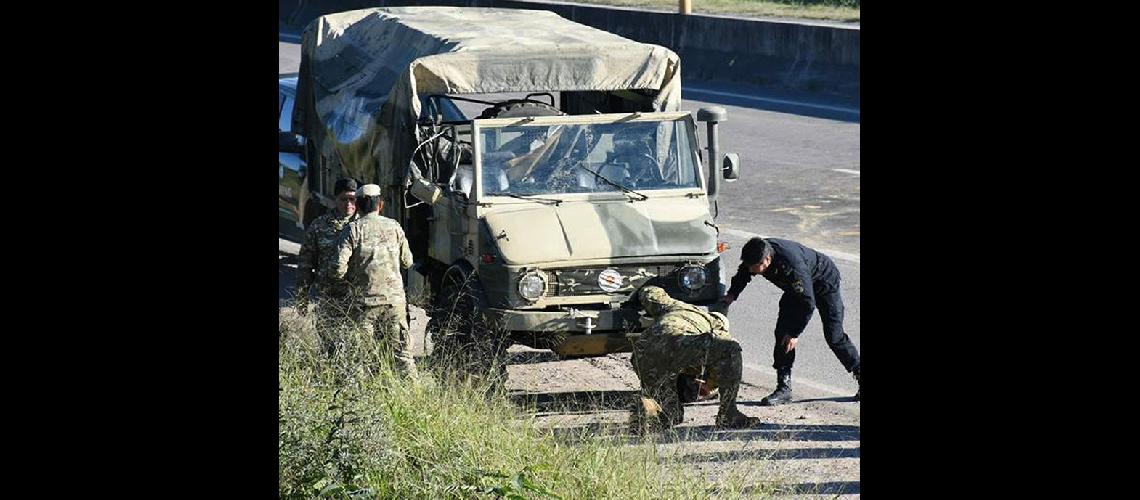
left=740, top=237, right=772, bottom=265
left=358, top=195, right=382, bottom=213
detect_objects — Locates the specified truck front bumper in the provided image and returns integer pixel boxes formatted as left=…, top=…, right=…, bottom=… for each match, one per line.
left=484, top=307, right=649, bottom=356
left=485, top=307, right=645, bottom=334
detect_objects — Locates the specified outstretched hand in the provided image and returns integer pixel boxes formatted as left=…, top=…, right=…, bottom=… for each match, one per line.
left=709, top=294, right=736, bottom=315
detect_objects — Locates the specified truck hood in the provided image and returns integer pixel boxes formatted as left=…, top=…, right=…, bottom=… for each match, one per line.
left=483, top=196, right=716, bottom=265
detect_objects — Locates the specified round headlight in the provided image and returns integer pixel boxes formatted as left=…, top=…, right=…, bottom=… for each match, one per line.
left=679, top=266, right=707, bottom=291
left=518, top=272, right=547, bottom=301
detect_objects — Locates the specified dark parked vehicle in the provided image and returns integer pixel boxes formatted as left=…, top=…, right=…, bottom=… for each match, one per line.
left=279, top=76, right=310, bottom=241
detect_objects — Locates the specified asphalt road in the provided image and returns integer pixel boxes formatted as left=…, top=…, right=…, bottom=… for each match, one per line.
left=277, top=37, right=860, bottom=406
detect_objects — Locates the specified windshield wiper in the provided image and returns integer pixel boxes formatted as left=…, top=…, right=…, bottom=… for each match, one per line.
left=579, top=166, right=649, bottom=201
left=485, top=192, right=563, bottom=206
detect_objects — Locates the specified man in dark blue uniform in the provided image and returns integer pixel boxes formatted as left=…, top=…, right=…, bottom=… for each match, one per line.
left=718, top=237, right=861, bottom=404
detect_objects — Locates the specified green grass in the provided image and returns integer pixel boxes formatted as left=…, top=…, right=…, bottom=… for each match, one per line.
left=563, top=0, right=860, bottom=22
left=279, top=306, right=777, bottom=498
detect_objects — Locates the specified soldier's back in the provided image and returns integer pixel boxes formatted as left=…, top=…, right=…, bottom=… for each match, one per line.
left=655, top=307, right=715, bottom=337
left=346, top=213, right=408, bottom=306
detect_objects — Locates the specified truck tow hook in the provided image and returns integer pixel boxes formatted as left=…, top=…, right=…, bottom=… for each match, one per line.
left=567, top=308, right=598, bottom=335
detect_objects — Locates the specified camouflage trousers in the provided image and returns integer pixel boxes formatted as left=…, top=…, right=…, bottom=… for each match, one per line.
left=312, top=295, right=354, bottom=356
left=631, top=332, right=743, bottom=428
left=354, top=303, right=417, bottom=377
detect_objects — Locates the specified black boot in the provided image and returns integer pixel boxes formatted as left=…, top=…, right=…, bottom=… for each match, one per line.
left=760, top=368, right=793, bottom=406
left=716, top=406, right=762, bottom=429
left=854, top=371, right=860, bottom=401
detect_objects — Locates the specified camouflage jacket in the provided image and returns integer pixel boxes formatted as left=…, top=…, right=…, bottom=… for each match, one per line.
left=331, top=212, right=413, bottom=306
left=639, top=286, right=731, bottom=341
left=637, top=286, right=736, bottom=387
left=297, top=210, right=356, bottom=298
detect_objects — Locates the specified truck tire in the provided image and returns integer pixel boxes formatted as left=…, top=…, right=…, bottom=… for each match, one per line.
left=430, top=270, right=484, bottom=341
left=427, top=267, right=509, bottom=383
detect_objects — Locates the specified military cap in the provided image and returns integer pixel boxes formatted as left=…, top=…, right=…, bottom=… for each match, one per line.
left=638, top=285, right=673, bottom=317
left=334, top=178, right=359, bottom=194
left=357, top=184, right=382, bottom=197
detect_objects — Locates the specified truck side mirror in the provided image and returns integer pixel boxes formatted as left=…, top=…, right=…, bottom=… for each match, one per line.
left=722, top=153, right=740, bottom=181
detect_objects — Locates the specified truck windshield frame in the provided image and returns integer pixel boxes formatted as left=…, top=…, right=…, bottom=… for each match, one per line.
left=471, top=112, right=703, bottom=202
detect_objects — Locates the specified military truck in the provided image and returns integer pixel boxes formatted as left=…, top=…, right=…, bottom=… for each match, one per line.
left=291, top=7, right=740, bottom=357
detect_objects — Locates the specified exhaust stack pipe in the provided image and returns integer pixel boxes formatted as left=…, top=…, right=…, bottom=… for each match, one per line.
left=696, top=106, right=727, bottom=204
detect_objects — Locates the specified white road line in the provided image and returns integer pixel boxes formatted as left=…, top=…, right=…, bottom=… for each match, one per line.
left=832, top=169, right=861, bottom=176
left=719, top=228, right=860, bottom=264
left=683, top=86, right=861, bottom=115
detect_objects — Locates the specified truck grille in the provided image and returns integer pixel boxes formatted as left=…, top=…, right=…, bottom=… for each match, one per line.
left=549, top=266, right=672, bottom=296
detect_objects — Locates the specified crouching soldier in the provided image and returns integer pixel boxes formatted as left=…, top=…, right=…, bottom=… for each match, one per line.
left=630, top=286, right=761, bottom=431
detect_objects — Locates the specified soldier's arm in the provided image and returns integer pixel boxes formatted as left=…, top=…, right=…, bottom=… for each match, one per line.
left=397, top=225, right=413, bottom=270
left=725, top=262, right=753, bottom=300
left=332, top=225, right=356, bottom=281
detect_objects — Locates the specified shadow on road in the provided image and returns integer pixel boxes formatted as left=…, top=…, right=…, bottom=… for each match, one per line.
left=541, top=420, right=860, bottom=444
left=660, top=422, right=860, bottom=443
left=742, top=481, right=860, bottom=495
left=785, top=395, right=860, bottom=404
left=510, top=389, right=639, bottom=413
left=677, top=446, right=859, bottom=462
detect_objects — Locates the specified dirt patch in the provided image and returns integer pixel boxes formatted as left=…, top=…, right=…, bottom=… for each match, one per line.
left=503, top=351, right=861, bottom=497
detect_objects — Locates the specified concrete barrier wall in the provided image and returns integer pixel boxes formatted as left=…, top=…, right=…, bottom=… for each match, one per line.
left=280, top=0, right=859, bottom=97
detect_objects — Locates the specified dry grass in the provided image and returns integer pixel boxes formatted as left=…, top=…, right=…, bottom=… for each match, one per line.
left=278, top=302, right=778, bottom=498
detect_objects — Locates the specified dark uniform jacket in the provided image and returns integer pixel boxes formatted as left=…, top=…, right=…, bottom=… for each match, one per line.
left=726, top=238, right=839, bottom=338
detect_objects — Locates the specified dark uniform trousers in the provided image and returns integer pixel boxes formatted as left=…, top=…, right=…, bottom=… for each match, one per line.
left=774, top=277, right=860, bottom=374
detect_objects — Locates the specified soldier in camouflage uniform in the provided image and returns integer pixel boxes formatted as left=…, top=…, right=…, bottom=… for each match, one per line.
left=330, top=184, right=416, bottom=376
left=630, top=286, right=760, bottom=431
left=296, top=178, right=359, bottom=339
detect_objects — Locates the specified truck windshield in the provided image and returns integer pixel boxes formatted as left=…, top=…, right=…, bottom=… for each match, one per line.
left=478, top=119, right=700, bottom=197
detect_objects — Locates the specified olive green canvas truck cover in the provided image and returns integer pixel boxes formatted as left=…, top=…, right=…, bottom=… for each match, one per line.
left=294, top=6, right=681, bottom=193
